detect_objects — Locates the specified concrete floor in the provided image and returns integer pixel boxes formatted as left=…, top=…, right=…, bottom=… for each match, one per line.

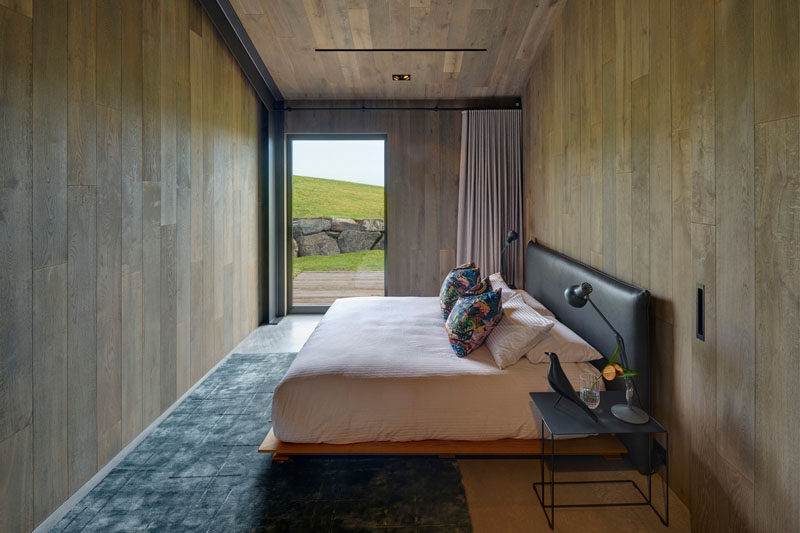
left=232, top=314, right=322, bottom=354
left=238, top=315, right=691, bottom=532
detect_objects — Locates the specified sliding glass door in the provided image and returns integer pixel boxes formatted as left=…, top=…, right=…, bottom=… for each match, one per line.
left=287, top=135, right=386, bottom=312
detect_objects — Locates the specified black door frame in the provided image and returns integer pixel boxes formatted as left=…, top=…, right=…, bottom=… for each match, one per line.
left=284, top=133, right=388, bottom=314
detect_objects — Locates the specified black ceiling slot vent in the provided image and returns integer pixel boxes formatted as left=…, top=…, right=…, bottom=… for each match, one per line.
left=315, top=48, right=487, bottom=52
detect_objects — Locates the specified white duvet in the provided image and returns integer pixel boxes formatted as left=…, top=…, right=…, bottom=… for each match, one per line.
left=272, top=297, right=602, bottom=443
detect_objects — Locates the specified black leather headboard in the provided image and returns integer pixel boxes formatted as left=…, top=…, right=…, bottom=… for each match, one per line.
left=525, top=241, right=652, bottom=472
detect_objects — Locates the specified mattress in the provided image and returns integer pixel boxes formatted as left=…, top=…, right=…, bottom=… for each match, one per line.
left=272, top=296, right=603, bottom=443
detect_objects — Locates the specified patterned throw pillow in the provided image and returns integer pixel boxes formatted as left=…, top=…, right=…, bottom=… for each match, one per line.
left=463, top=277, right=492, bottom=297
left=439, top=263, right=481, bottom=319
left=445, top=289, right=503, bottom=357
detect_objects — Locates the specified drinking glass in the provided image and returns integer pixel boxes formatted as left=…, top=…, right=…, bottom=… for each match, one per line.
left=580, top=372, right=600, bottom=410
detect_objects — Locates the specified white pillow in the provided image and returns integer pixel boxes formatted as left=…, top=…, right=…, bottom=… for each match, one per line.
left=485, top=293, right=555, bottom=369
left=489, top=273, right=555, bottom=317
left=523, top=319, right=603, bottom=364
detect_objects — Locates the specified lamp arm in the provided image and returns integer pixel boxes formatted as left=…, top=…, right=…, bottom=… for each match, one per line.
left=614, top=332, right=629, bottom=368
left=587, top=297, right=644, bottom=408
left=500, top=242, right=515, bottom=289
left=499, top=242, right=506, bottom=281
left=587, top=297, right=623, bottom=344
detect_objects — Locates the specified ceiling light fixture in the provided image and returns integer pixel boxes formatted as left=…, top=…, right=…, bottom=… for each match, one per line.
left=392, top=74, right=411, bottom=81
left=316, top=48, right=486, bottom=52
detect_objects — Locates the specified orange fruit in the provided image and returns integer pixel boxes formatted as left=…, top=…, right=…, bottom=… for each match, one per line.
left=613, top=363, right=624, bottom=376
left=602, top=365, right=617, bottom=381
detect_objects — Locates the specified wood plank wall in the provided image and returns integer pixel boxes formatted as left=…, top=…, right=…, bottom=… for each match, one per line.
left=0, top=1, right=262, bottom=530
left=523, top=0, right=799, bottom=531
left=284, top=101, right=471, bottom=297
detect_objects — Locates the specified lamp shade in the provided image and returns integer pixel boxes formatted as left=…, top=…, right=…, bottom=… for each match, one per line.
left=564, top=282, right=593, bottom=308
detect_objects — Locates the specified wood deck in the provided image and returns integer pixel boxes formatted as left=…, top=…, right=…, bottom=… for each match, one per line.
left=292, top=270, right=385, bottom=306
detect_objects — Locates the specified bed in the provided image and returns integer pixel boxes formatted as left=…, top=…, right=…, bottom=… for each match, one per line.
left=271, top=296, right=603, bottom=443
left=261, top=242, right=651, bottom=472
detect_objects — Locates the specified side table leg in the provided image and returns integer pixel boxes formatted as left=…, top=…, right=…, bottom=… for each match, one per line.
left=648, top=432, right=670, bottom=526
left=550, top=427, right=555, bottom=530
left=533, top=420, right=554, bottom=529
left=540, top=419, right=544, bottom=503
left=665, top=432, right=670, bottom=526
left=648, top=433, right=652, bottom=505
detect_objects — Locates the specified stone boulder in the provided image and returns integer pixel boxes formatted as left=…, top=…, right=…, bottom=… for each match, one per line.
left=298, top=233, right=339, bottom=256
left=293, top=218, right=331, bottom=235
left=330, top=217, right=361, bottom=232
left=338, top=230, right=381, bottom=253
left=371, top=234, right=385, bottom=250
left=292, top=238, right=298, bottom=258
left=360, top=218, right=385, bottom=232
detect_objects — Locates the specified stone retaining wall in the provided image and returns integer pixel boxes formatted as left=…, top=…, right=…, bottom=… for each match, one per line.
left=292, top=217, right=385, bottom=257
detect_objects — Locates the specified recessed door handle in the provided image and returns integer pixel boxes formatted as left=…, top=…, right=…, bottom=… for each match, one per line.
left=696, top=284, right=705, bottom=341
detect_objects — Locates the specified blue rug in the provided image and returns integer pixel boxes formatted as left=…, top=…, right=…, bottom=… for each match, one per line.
left=51, top=353, right=472, bottom=532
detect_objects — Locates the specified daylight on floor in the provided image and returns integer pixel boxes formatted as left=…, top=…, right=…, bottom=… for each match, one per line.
left=291, top=139, right=386, bottom=307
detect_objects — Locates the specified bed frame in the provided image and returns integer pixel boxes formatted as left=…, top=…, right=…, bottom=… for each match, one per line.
left=259, top=428, right=626, bottom=461
left=260, top=241, right=651, bottom=471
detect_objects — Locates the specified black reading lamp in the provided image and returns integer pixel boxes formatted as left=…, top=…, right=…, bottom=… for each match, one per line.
left=564, top=282, right=649, bottom=424
left=500, top=230, right=519, bottom=289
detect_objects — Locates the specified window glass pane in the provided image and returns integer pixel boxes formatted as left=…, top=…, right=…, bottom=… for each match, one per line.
left=291, top=139, right=385, bottom=307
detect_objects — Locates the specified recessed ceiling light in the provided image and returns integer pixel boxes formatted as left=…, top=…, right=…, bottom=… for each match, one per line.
left=392, top=74, right=411, bottom=81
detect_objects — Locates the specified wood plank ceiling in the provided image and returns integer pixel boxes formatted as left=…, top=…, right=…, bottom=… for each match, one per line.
left=231, top=0, right=565, bottom=100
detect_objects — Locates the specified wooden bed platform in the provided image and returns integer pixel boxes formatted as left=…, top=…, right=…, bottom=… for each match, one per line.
left=258, top=429, right=627, bottom=462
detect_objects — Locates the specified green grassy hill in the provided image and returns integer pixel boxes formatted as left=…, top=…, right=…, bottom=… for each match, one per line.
left=292, top=175, right=384, bottom=220
left=293, top=250, right=384, bottom=276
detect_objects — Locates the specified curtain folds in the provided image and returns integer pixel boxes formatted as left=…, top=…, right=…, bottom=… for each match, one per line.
left=456, top=109, right=524, bottom=287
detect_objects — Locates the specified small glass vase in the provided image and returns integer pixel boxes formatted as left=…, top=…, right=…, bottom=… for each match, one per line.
left=624, top=376, right=635, bottom=407
left=580, top=372, right=600, bottom=409
left=610, top=376, right=650, bottom=424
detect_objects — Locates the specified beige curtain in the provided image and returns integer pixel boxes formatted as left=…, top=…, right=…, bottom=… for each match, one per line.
left=456, top=109, right=523, bottom=287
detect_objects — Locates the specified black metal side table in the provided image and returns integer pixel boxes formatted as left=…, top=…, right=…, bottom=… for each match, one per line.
left=530, top=391, right=668, bottom=529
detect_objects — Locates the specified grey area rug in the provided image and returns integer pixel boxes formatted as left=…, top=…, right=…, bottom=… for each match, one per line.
left=51, top=353, right=472, bottom=532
